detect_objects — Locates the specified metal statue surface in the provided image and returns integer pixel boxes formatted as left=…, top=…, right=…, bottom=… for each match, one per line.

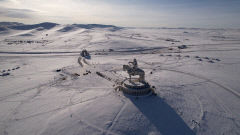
left=123, top=59, right=145, bottom=82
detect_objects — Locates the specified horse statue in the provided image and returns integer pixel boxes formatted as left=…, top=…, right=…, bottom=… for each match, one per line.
left=123, top=59, right=145, bottom=82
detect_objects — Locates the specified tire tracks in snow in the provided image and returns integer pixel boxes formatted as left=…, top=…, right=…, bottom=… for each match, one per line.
left=14, top=91, right=112, bottom=121
left=193, top=95, right=204, bottom=128
left=105, top=102, right=127, bottom=135
left=67, top=93, right=119, bottom=135
left=0, top=79, right=59, bottom=101
left=160, top=68, right=240, bottom=99
left=159, top=68, right=240, bottom=131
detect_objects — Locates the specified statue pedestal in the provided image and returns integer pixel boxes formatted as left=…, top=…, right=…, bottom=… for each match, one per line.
left=121, top=79, right=151, bottom=96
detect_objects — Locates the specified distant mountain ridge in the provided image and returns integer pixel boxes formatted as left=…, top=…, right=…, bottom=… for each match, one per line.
left=9, top=22, right=59, bottom=30
left=0, top=22, right=59, bottom=31
left=0, top=22, right=121, bottom=32
left=0, top=22, right=24, bottom=26
left=58, top=24, right=121, bottom=32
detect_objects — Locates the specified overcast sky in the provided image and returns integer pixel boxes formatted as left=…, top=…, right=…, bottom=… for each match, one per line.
left=0, top=0, right=240, bottom=28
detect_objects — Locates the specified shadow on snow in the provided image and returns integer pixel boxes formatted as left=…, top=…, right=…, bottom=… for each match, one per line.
left=128, top=95, right=196, bottom=135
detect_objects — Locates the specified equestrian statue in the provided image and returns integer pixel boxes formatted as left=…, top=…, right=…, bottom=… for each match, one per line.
left=123, top=59, right=145, bottom=82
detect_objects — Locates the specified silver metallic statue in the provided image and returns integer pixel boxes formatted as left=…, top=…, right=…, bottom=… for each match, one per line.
left=123, top=59, right=145, bottom=82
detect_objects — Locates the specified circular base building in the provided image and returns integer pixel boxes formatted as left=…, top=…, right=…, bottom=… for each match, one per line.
left=120, top=78, right=152, bottom=96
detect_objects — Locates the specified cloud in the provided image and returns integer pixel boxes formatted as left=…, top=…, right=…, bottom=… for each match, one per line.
left=0, top=6, right=36, bottom=18
left=0, top=0, right=239, bottom=28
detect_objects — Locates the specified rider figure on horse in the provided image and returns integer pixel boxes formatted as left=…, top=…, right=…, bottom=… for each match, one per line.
left=129, top=58, right=138, bottom=69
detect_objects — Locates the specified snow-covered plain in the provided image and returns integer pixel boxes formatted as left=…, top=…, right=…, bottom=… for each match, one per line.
left=0, top=22, right=240, bottom=135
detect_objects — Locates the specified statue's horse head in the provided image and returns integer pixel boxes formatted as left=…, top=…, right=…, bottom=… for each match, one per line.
left=123, top=64, right=145, bottom=82
left=123, top=65, right=135, bottom=75
left=123, top=65, right=129, bottom=71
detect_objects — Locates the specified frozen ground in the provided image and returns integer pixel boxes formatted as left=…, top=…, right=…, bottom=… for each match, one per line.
left=0, top=22, right=240, bottom=135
